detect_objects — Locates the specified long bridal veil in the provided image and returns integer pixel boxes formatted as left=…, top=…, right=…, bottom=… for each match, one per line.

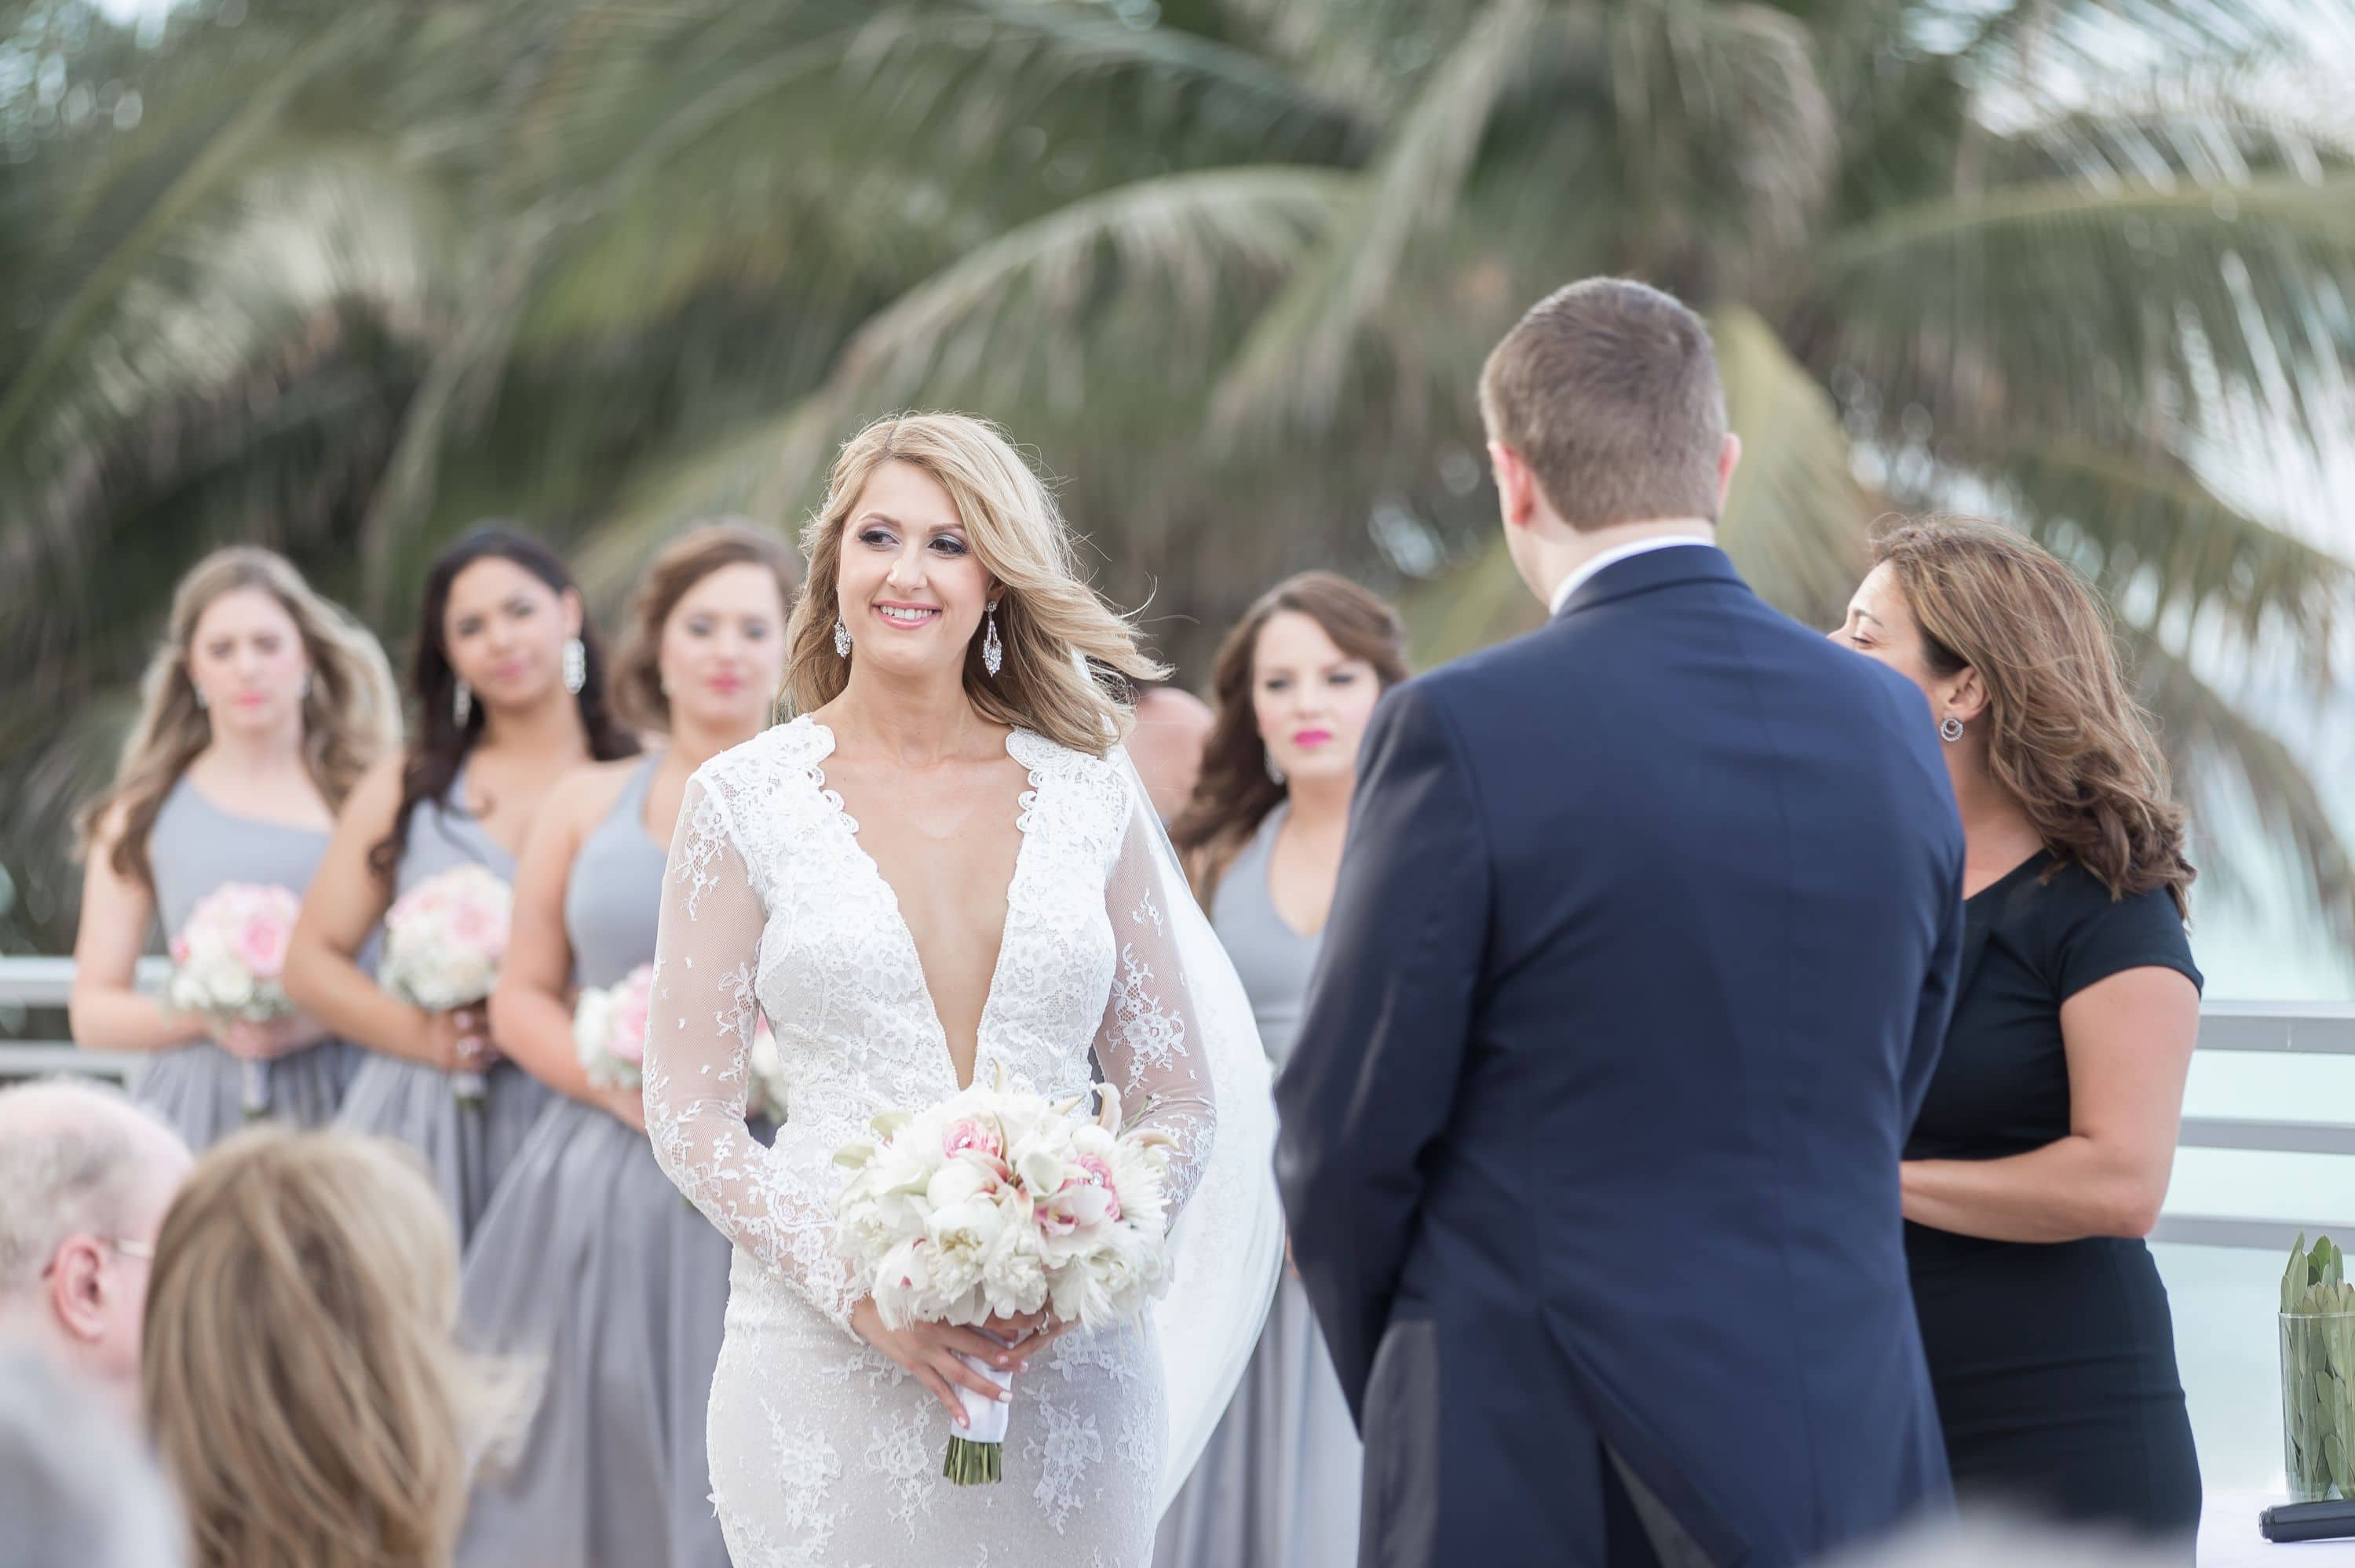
left=1113, top=748, right=1287, bottom=1517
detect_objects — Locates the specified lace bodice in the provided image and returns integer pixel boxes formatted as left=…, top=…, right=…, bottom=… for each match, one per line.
left=643, top=717, right=1217, bottom=1340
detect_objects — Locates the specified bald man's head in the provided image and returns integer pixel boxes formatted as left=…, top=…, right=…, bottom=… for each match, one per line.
left=0, top=1079, right=192, bottom=1413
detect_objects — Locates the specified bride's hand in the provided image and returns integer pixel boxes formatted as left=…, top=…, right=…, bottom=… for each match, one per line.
left=849, top=1298, right=1024, bottom=1428
left=980, top=1307, right=1079, bottom=1355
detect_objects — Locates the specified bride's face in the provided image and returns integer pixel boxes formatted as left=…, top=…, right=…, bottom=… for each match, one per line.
left=834, top=460, right=997, bottom=682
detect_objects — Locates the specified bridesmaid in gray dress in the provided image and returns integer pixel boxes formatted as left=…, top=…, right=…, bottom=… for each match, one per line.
left=286, top=529, right=638, bottom=1245
left=455, top=525, right=794, bottom=1568
left=1159, top=572, right=1408, bottom=1568
left=70, top=548, right=400, bottom=1148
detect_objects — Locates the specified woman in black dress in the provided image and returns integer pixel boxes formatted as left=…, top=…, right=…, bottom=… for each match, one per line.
left=1835, top=516, right=2203, bottom=1552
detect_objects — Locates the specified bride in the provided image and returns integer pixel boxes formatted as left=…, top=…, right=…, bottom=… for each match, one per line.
left=642, top=412, right=1283, bottom=1565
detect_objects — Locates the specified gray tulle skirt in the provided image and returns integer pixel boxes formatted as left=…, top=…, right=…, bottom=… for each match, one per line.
left=455, top=1098, right=774, bottom=1568
left=1152, top=1271, right=1364, bottom=1568
left=133, top=1038, right=359, bottom=1151
left=334, top=1056, right=551, bottom=1246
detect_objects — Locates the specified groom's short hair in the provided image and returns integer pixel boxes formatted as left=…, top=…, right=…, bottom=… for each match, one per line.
left=1479, top=278, right=1729, bottom=531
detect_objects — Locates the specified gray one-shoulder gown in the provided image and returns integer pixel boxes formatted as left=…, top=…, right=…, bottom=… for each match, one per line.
left=134, top=778, right=357, bottom=1147
left=455, top=757, right=772, bottom=1568
left=336, top=764, right=550, bottom=1245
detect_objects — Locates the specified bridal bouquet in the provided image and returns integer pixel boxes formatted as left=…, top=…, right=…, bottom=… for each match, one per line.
left=378, top=864, right=511, bottom=1104
left=573, top=963, right=655, bottom=1091
left=166, top=882, right=301, bottom=1118
left=831, top=1067, right=1174, bottom=1485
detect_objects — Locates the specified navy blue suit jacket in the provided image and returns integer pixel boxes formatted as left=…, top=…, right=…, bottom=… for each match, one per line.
left=1274, top=545, right=1964, bottom=1567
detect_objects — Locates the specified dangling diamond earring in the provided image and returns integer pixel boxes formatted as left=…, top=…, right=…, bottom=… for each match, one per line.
left=297, top=669, right=312, bottom=702
left=192, top=681, right=209, bottom=712
left=982, top=603, right=1003, bottom=678
left=1265, top=751, right=1287, bottom=786
left=453, top=680, right=473, bottom=727
left=1939, top=715, right=1964, bottom=744
left=562, top=636, right=586, bottom=695
left=834, top=618, right=852, bottom=658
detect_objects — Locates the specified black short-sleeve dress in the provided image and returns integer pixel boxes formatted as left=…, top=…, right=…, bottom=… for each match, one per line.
left=1905, top=850, right=2203, bottom=1548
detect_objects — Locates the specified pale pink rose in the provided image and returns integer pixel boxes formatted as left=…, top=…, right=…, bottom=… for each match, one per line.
left=1064, top=1153, right=1121, bottom=1223
left=232, top=910, right=292, bottom=979
left=943, top=1118, right=1003, bottom=1162
left=609, top=969, right=653, bottom=1066
left=447, top=899, right=505, bottom=953
left=170, top=934, right=192, bottom=965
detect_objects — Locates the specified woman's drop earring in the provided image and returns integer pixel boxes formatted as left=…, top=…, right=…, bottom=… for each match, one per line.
left=834, top=618, right=852, bottom=658
left=454, top=681, right=473, bottom=727
left=1265, top=751, right=1287, bottom=786
left=982, top=603, right=1003, bottom=678
left=562, top=636, right=586, bottom=695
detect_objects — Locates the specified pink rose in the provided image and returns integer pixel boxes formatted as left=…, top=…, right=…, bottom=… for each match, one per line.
left=233, top=911, right=292, bottom=979
left=1064, top=1153, right=1121, bottom=1223
left=170, top=934, right=191, bottom=965
left=610, top=978, right=652, bottom=1067
left=943, top=1118, right=1003, bottom=1161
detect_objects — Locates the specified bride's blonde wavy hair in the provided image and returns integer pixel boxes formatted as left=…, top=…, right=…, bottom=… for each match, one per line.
left=783, top=413, right=1163, bottom=755
left=75, top=548, right=400, bottom=888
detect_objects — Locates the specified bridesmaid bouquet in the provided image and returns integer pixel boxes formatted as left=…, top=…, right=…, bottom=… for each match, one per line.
left=166, top=882, right=301, bottom=1119
left=573, top=963, right=655, bottom=1091
left=378, top=865, right=512, bottom=1105
left=831, top=1066, right=1175, bottom=1485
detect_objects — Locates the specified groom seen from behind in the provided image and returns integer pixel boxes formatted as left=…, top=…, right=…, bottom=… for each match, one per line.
left=1275, top=278, right=1965, bottom=1568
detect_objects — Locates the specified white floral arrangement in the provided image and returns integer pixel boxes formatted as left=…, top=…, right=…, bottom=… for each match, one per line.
left=831, top=1066, right=1173, bottom=1485
left=573, top=962, right=654, bottom=1091
left=378, top=863, right=511, bottom=1104
left=166, top=882, right=301, bottom=1118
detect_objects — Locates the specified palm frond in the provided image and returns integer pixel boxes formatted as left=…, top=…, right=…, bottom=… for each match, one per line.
left=1814, top=172, right=2355, bottom=459
left=1986, top=435, right=2351, bottom=673
left=2126, top=625, right=2355, bottom=954
left=763, top=163, right=1355, bottom=487
left=1206, top=0, right=1543, bottom=442
left=1711, top=304, right=1879, bottom=629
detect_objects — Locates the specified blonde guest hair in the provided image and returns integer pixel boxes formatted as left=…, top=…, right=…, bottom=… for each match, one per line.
left=785, top=413, right=1164, bottom=756
left=75, top=548, right=400, bottom=891
left=141, top=1129, right=517, bottom=1568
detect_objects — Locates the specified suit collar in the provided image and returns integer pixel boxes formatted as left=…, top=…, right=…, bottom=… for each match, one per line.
left=1550, top=542, right=1744, bottom=622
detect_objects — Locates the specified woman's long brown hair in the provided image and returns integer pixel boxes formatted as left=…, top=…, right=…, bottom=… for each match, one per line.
left=1170, top=572, right=1408, bottom=903
left=1876, top=516, right=2196, bottom=914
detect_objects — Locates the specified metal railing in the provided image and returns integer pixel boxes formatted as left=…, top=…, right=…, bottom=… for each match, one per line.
left=2, top=959, right=2347, bottom=1246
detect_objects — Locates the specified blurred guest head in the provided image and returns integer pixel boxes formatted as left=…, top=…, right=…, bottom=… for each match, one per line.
left=143, top=1128, right=513, bottom=1568
left=1819, top=1512, right=2185, bottom=1568
left=612, top=520, right=798, bottom=738
left=373, top=527, right=637, bottom=882
left=75, top=546, right=399, bottom=895
left=0, top=1345, right=186, bottom=1568
left=1835, top=516, right=2194, bottom=913
left=787, top=411, right=1163, bottom=757
left=1479, top=278, right=1740, bottom=603
left=1127, top=684, right=1215, bottom=822
left=0, top=1079, right=191, bottom=1419
left=1171, top=572, right=1407, bottom=899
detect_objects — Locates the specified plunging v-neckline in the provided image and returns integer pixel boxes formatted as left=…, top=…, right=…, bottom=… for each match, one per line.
left=801, top=718, right=1036, bottom=1092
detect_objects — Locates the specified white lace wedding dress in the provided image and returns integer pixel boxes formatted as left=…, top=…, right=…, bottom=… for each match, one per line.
left=643, top=717, right=1282, bottom=1567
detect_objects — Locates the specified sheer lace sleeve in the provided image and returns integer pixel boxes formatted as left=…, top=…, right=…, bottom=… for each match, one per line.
left=644, top=772, right=861, bottom=1338
left=1093, top=782, right=1218, bottom=1223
